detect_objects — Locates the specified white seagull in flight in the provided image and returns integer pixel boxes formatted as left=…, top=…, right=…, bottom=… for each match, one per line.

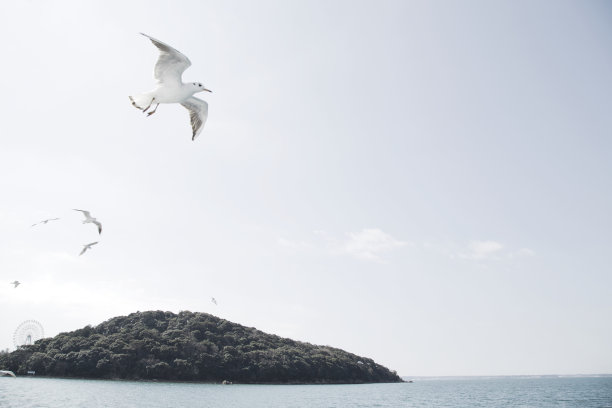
left=31, top=217, right=60, bottom=227
left=73, top=209, right=102, bottom=234
left=79, top=242, right=99, bottom=256
left=129, top=33, right=212, bottom=141
left=10, top=281, right=20, bottom=288
left=211, top=297, right=217, bottom=306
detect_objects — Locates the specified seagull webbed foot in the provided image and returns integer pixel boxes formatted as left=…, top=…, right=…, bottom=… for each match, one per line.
left=146, top=103, right=160, bottom=117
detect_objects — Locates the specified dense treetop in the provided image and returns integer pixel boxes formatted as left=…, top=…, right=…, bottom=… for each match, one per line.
left=0, top=310, right=402, bottom=383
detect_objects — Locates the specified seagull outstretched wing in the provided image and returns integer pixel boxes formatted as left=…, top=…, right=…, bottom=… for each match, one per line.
left=141, top=33, right=192, bottom=87
left=181, top=97, right=209, bottom=140
left=73, top=209, right=92, bottom=219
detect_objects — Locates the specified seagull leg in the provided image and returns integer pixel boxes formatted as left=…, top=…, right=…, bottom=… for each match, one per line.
left=142, top=97, right=156, bottom=113
left=147, top=103, right=160, bottom=117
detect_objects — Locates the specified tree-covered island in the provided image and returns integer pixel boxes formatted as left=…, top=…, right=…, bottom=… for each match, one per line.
left=0, top=310, right=402, bottom=384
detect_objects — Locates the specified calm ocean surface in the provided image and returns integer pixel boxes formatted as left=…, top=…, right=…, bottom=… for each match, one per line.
left=0, top=376, right=610, bottom=407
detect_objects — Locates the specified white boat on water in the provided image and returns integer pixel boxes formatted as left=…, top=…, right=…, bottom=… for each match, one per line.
left=0, top=370, right=16, bottom=377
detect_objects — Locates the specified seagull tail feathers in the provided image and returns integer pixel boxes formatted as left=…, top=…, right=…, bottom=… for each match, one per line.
left=129, top=93, right=154, bottom=111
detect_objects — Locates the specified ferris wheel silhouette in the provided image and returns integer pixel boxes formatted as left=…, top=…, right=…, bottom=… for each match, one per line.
left=13, top=320, right=45, bottom=348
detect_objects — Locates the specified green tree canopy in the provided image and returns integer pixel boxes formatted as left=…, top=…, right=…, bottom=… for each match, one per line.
left=0, top=310, right=402, bottom=384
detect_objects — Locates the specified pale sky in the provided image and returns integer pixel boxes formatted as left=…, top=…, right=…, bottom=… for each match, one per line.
left=0, top=0, right=610, bottom=377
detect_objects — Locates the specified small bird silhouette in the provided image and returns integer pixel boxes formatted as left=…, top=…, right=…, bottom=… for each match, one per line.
left=31, top=217, right=60, bottom=227
left=73, top=209, right=102, bottom=234
left=79, top=242, right=99, bottom=256
left=10, top=281, right=20, bottom=288
left=211, top=297, right=217, bottom=306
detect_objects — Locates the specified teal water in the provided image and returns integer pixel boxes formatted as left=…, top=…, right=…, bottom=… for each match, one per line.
left=0, top=376, right=610, bottom=407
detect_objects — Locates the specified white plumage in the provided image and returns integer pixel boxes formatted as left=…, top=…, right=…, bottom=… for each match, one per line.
left=130, top=33, right=211, bottom=141
left=73, top=209, right=102, bottom=234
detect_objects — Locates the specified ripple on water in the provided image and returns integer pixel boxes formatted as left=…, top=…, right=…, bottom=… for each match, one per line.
left=0, top=376, right=610, bottom=408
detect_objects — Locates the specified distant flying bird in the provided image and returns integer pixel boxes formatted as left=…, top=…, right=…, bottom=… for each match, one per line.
left=31, top=217, right=60, bottom=227
left=73, top=209, right=102, bottom=234
left=129, top=33, right=212, bottom=141
left=211, top=297, right=217, bottom=305
left=79, top=242, right=99, bottom=256
left=10, top=281, right=20, bottom=288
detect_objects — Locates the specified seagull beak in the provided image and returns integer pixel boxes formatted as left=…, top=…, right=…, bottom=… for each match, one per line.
left=204, top=88, right=212, bottom=93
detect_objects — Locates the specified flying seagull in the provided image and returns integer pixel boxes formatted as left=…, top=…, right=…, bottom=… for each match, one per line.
left=129, top=33, right=212, bottom=141
left=31, top=217, right=60, bottom=227
left=10, top=281, right=20, bottom=288
left=79, top=241, right=99, bottom=256
left=211, top=297, right=217, bottom=305
left=73, top=209, right=102, bottom=234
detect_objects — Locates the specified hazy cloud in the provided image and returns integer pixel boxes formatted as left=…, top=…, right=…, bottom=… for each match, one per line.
left=337, top=228, right=410, bottom=261
left=455, top=241, right=535, bottom=261
left=278, top=228, right=410, bottom=262
left=277, top=237, right=314, bottom=251
left=459, top=240, right=504, bottom=260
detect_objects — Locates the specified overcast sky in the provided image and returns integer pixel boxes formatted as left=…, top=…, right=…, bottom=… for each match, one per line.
left=0, top=0, right=610, bottom=377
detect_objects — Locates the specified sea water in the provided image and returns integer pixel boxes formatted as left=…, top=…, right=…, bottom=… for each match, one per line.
left=0, top=376, right=610, bottom=407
